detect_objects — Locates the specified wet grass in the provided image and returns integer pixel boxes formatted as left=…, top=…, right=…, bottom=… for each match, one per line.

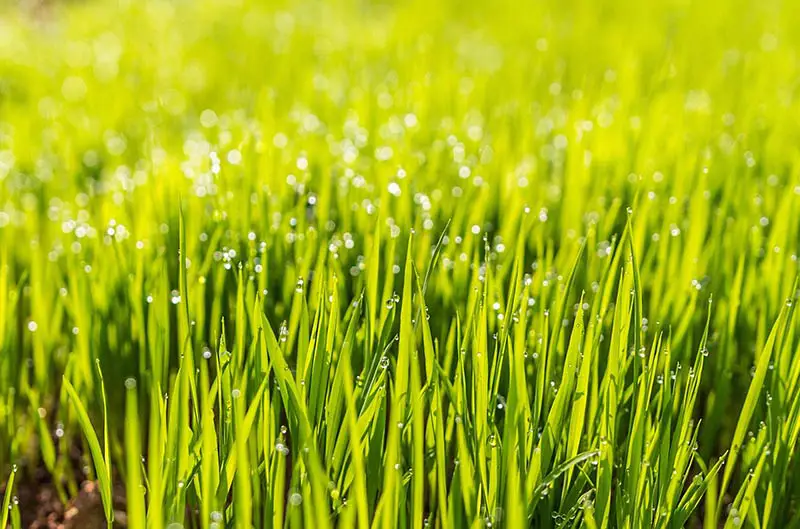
left=1, top=0, right=800, bottom=527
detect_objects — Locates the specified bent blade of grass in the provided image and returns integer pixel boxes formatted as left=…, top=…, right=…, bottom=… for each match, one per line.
left=717, top=302, right=790, bottom=520
left=94, top=360, right=112, bottom=523
left=1, top=466, right=16, bottom=529
left=673, top=454, right=726, bottom=528
left=532, top=450, right=600, bottom=500
left=62, top=377, right=113, bottom=526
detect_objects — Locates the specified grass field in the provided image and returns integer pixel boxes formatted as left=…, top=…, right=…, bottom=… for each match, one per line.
left=2, top=0, right=800, bottom=527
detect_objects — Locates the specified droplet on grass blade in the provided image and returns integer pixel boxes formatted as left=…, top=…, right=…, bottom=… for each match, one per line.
left=289, top=492, right=303, bottom=506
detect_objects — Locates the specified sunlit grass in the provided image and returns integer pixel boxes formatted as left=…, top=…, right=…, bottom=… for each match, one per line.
left=1, top=0, right=800, bottom=527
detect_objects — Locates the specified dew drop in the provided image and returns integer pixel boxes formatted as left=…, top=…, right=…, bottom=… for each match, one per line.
left=289, top=492, right=303, bottom=506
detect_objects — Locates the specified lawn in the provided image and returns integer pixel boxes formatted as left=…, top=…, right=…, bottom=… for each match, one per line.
left=1, top=0, right=800, bottom=527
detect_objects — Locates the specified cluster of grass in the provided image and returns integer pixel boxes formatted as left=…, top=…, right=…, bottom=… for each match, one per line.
left=2, top=0, right=800, bottom=527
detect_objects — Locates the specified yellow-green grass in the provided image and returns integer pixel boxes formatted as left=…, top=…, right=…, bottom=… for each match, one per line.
left=1, top=0, right=800, bottom=527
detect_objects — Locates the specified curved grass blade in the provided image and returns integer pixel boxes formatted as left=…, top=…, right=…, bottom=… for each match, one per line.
left=62, top=377, right=113, bottom=526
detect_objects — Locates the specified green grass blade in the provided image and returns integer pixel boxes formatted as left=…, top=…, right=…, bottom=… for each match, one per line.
left=62, top=377, right=113, bottom=525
